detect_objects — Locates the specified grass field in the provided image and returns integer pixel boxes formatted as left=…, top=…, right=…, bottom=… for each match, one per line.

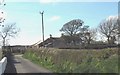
left=23, top=48, right=119, bottom=73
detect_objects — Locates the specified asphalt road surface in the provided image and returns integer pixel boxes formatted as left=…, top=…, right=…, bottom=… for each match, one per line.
left=5, top=54, right=52, bottom=73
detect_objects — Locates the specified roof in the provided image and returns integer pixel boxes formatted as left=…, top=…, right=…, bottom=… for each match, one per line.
left=32, top=40, right=41, bottom=46
left=38, top=37, right=61, bottom=46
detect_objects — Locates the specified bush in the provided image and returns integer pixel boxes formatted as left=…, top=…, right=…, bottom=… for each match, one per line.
left=23, top=48, right=119, bottom=73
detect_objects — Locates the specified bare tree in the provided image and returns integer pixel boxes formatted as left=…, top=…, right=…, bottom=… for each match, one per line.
left=0, top=0, right=6, bottom=26
left=0, top=23, right=19, bottom=46
left=98, top=16, right=118, bottom=44
left=84, top=28, right=97, bottom=44
left=79, top=26, right=97, bottom=44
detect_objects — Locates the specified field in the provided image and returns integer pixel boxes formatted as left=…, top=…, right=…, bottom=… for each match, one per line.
left=23, top=48, right=119, bottom=73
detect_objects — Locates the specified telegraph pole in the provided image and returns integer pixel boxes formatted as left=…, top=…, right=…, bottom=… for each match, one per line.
left=40, top=11, right=45, bottom=47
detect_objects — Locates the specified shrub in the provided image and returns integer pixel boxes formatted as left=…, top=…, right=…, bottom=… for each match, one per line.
left=23, top=48, right=118, bottom=73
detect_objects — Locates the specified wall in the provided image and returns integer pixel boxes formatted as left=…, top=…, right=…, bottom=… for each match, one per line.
left=0, top=57, right=7, bottom=75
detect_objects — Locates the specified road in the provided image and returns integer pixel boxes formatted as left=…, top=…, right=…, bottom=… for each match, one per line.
left=5, top=54, right=52, bottom=73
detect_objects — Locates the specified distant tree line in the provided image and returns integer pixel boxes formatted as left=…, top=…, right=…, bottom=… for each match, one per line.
left=60, top=16, right=118, bottom=49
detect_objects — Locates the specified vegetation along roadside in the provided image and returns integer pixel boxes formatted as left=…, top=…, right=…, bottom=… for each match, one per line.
left=23, top=48, right=119, bottom=73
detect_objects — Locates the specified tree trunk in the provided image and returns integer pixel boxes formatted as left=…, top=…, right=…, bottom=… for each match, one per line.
left=107, top=36, right=110, bottom=44
left=87, top=40, right=90, bottom=44
left=2, top=38, right=6, bottom=57
left=3, top=38, right=5, bottom=47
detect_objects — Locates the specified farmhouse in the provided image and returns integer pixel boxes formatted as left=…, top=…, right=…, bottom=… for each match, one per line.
left=38, top=36, right=66, bottom=48
left=36, top=35, right=118, bottom=49
left=37, top=35, right=83, bottom=48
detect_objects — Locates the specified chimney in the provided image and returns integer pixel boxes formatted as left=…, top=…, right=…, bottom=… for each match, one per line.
left=50, top=34, right=52, bottom=38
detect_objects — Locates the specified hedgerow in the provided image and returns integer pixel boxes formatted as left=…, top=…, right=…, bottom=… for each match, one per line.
left=23, top=48, right=119, bottom=73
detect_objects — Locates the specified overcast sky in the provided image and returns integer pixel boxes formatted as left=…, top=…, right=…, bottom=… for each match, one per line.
left=0, top=0, right=118, bottom=46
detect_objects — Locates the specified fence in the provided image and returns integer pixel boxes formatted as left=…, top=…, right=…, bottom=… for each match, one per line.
left=0, top=57, right=7, bottom=75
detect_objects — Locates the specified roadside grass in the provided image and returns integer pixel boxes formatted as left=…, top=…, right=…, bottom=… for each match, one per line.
left=23, top=48, right=119, bottom=73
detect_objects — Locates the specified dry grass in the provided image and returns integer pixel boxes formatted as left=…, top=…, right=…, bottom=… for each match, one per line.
left=23, top=47, right=119, bottom=73
left=26, top=48, right=118, bottom=65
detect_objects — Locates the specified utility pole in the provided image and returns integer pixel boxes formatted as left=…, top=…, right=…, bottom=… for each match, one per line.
left=40, top=11, right=45, bottom=47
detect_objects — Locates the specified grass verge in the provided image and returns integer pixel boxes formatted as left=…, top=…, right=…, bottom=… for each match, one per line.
left=23, top=48, right=119, bottom=73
